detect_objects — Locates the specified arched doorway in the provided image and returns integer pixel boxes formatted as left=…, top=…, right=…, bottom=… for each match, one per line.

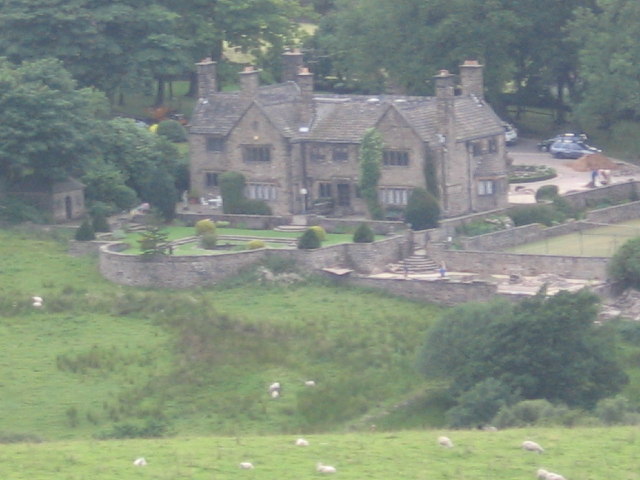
left=65, top=196, right=73, bottom=220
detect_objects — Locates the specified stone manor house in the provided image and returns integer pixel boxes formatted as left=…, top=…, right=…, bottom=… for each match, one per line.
left=188, top=52, right=509, bottom=218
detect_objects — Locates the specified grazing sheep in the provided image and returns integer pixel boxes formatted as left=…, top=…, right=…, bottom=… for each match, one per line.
left=32, top=301, right=43, bottom=308
left=295, top=438, right=310, bottom=446
left=438, top=436, right=454, bottom=448
left=32, top=296, right=43, bottom=304
left=304, top=380, right=316, bottom=387
left=133, top=457, right=147, bottom=466
left=316, top=462, right=337, bottom=474
left=522, top=440, right=544, bottom=454
left=268, top=381, right=281, bottom=397
left=537, top=468, right=566, bottom=480
left=239, top=462, right=254, bottom=469
left=271, top=389, right=280, bottom=399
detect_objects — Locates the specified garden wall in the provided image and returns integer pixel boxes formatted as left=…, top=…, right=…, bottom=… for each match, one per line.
left=99, top=234, right=411, bottom=288
left=345, top=275, right=499, bottom=306
left=427, top=243, right=608, bottom=280
left=563, top=181, right=640, bottom=210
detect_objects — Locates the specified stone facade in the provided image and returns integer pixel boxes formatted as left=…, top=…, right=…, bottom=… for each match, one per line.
left=189, top=54, right=509, bottom=218
left=9, top=177, right=85, bottom=222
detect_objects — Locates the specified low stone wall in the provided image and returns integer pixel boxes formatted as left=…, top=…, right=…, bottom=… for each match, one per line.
left=346, top=275, right=499, bottom=306
left=99, top=234, right=410, bottom=288
left=428, top=244, right=608, bottom=280
left=100, top=243, right=269, bottom=288
left=315, top=218, right=406, bottom=235
left=585, top=200, right=640, bottom=224
left=176, top=212, right=290, bottom=229
left=438, top=208, right=508, bottom=238
left=68, top=239, right=113, bottom=256
left=563, top=181, right=639, bottom=210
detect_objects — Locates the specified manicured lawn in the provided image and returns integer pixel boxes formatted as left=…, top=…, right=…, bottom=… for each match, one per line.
left=121, top=226, right=370, bottom=254
left=505, top=219, right=640, bottom=256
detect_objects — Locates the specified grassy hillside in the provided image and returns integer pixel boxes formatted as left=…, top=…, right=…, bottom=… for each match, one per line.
left=0, top=427, right=638, bottom=480
left=0, top=227, right=444, bottom=441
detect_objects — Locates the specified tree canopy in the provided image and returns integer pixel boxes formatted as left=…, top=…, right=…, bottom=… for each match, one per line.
left=0, top=57, right=105, bottom=182
left=419, top=289, right=628, bottom=409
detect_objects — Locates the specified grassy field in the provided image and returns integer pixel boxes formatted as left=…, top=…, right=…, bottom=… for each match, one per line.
left=1, top=427, right=638, bottom=480
left=505, top=219, right=640, bottom=257
left=0, top=227, right=443, bottom=441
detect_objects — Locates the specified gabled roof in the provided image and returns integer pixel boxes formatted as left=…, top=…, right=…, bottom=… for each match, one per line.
left=8, top=176, right=85, bottom=194
left=189, top=82, right=504, bottom=143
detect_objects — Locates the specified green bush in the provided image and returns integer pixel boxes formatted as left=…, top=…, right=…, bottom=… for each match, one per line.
left=492, top=399, right=573, bottom=428
left=156, top=119, right=187, bottom=142
left=91, top=213, right=111, bottom=233
left=509, top=165, right=556, bottom=183
left=309, top=225, right=327, bottom=241
left=74, top=218, right=96, bottom=241
left=298, top=228, right=321, bottom=249
left=508, top=204, right=564, bottom=226
left=216, top=221, right=230, bottom=228
left=200, top=232, right=218, bottom=249
left=535, top=185, right=559, bottom=202
left=241, top=199, right=272, bottom=215
left=608, top=237, right=640, bottom=288
left=0, top=195, right=50, bottom=224
left=405, top=188, right=440, bottom=230
left=353, top=223, right=374, bottom=243
left=195, top=219, right=216, bottom=235
left=220, top=172, right=246, bottom=214
left=445, top=378, right=518, bottom=428
left=247, top=239, right=266, bottom=249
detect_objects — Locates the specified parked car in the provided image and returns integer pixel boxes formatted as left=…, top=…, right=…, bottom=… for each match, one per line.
left=503, top=122, right=518, bottom=146
left=538, top=132, right=588, bottom=151
left=549, top=139, right=601, bottom=159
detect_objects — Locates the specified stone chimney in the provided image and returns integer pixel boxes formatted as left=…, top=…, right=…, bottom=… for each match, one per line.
left=196, top=58, right=217, bottom=99
left=297, top=67, right=315, bottom=128
left=459, top=60, right=484, bottom=100
left=434, top=69, right=455, bottom=100
left=239, top=65, right=260, bottom=98
left=282, top=48, right=304, bottom=83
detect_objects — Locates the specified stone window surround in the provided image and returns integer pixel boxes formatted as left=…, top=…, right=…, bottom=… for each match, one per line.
left=243, top=145, right=272, bottom=162
left=383, top=149, right=410, bottom=167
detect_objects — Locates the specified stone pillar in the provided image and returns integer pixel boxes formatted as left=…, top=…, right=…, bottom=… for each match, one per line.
left=297, top=67, right=315, bottom=127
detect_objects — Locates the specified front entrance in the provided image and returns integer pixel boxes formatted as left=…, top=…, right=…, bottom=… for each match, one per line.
left=337, top=183, right=351, bottom=207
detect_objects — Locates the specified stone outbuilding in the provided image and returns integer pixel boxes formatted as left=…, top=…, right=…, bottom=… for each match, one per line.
left=8, top=176, right=86, bottom=222
left=189, top=52, right=509, bottom=218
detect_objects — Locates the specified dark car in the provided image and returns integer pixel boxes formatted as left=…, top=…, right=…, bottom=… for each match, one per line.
left=538, top=133, right=588, bottom=152
left=549, top=139, right=601, bottom=159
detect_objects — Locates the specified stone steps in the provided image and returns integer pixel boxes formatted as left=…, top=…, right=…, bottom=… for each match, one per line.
left=399, top=254, right=440, bottom=273
left=273, top=225, right=308, bottom=232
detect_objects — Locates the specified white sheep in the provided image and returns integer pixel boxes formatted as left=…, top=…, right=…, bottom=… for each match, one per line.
left=304, top=380, right=316, bottom=387
left=271, top=389, right=280, bottom=399
left=537, top=468, right=566, bottom=480
left=522, top=440, right=544, bottom=453
left=133, top=457, right=147, bottom=467
left=295, top=438, right=310, bottom=446
left=32, top=296, right=43, bottom=304
left=316, top=462, right=336, bottom=474
left=268, top=381, right=281, bottom=395
left=32, top=301, right=43, bottom=308
left=239, top=462, right=254, bottom=469
left=437, top=436, right=454, bottom=448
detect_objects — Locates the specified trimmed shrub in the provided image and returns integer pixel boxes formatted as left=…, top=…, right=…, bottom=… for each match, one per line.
left=241, top=199, right=272, bottom=215
left=220, top=172, right=246, bottom=214
left=247, top=239, right=266, bottom=250
left=75, top=218, right=96, bottom=241
left=309, top=225, right=327, bottom=241
left=508, top=204, right=563, bottom=226
left=353, top=223, right=374, bottom=243
left=216, top=221, right=230, bottom=228
left=298, top=228, right=321, bottom=249
left=405, top=188, right=440, bottom=230
left=535, top=185, right=559, bottom=202
left=195, top=219, right=216, bottom=235
left=92, top=213, right=111, bottom=233
left=200, top=232, right=218, bottom=250
left=156, top=119, right=187, bottom=142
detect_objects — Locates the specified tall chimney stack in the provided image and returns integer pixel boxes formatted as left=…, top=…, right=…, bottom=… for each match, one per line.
left=196, top=58, right=217, bottom=99
left=296, top=66, right=314, bottom=127
left=459, top=60, right=484, bottom=100
left=282, top=48, right=304, bottom=83
left=239, top=65, right=260, bottom=98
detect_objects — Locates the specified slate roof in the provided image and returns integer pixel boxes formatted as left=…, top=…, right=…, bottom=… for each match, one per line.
left=189, top=83, right=503, bottom=143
